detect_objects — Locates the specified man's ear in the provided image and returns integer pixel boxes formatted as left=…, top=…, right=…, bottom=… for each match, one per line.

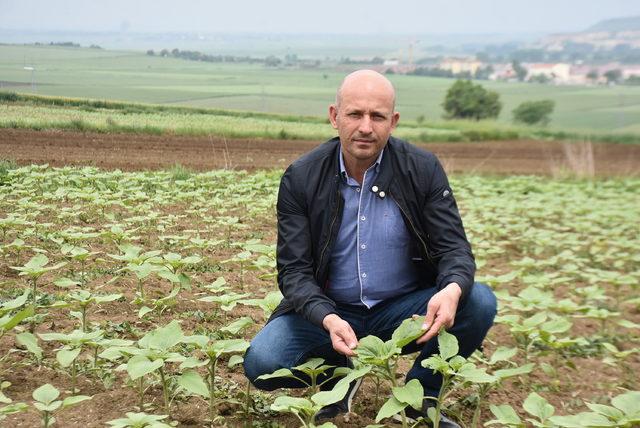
left=328, top=104, right=339, bottom=129
left=390, top=111, right=400, bottom=131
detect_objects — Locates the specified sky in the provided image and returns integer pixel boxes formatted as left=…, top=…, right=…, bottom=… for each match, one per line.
left=1, top=0, right=640, bottom=35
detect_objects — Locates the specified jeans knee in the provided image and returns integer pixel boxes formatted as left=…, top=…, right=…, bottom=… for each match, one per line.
left=243, top=345, right=280, bottom=391
left=472, top=282, right=498, bottom=329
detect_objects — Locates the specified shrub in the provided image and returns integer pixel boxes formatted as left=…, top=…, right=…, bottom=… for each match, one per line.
left=512, top=100, right=555, bottom=126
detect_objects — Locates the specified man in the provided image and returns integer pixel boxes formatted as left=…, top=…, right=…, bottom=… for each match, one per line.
left=243, top=70, right=497, bottom=427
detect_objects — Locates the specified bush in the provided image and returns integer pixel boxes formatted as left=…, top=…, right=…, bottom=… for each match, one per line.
left=442, top=80, right=502, bottom=121
left=512, top=100, right=555, bottom=126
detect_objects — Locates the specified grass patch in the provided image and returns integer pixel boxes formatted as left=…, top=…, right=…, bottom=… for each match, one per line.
left=1, top=92, right=639, bottom=144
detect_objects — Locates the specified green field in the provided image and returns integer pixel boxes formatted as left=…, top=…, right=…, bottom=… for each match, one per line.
left=0, top=164, right=638, bottom=426
left=2, top=44, right=640, bottom=135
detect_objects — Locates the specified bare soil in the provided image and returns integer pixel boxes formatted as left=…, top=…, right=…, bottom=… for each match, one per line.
left=1, top=129, right=639, bottom=176
left=0, top=128, right=638, bottom=427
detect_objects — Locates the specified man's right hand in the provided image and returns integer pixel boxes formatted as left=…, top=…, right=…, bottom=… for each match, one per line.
left=322, top=314, right=358, bottom=356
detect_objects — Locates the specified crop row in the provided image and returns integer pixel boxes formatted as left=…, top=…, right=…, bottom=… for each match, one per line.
left=0, top=165, right=638, bottom=426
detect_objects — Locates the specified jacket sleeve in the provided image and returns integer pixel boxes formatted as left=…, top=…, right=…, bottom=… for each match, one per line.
left=422, top=157, right=475, bottom=300
left=276, top=166, right=337, bottom=327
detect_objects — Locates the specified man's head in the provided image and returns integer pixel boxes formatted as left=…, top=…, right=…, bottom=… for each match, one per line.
left=329, top=70, right=399, bottom=168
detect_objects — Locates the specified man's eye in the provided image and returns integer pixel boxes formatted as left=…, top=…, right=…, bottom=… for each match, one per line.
left=348, top=112, right=360, bottom=118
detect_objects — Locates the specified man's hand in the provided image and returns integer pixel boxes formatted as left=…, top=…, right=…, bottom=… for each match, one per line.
left=322, top=314, right=358, bottom=356
left=416, top=283, right=462, bottom=344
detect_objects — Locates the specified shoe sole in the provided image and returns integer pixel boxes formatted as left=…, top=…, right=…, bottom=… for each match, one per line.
left=345, top=377, right=363, bottom=412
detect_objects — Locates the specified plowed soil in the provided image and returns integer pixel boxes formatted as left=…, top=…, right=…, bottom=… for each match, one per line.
left=1, top=129, right=638, bottom=176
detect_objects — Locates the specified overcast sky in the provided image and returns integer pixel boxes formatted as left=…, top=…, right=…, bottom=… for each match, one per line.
left=1, top=0, right=639, bottom=35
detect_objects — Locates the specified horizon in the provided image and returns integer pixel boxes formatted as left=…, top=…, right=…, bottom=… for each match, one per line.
left=2, top=0, right=640, bottom=35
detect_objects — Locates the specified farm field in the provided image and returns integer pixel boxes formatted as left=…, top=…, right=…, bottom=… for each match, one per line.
left=0, top=159, right=638, bottom=427
left=1, top=128, right=640, bottom=177
left=3, top=44, right=640, bottom=134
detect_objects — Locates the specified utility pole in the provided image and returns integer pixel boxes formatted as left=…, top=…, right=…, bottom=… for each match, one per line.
left=24, top=66, right=36, bottom=92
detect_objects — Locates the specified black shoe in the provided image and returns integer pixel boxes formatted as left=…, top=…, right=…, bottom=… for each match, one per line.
left=395, top=400, right=461, bottom=428
left=313, top=377, right=362, bottom=422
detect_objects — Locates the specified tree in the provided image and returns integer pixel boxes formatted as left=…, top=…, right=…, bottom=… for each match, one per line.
left=442, top=80, right=502, bottom=121
left=529, top=74, right=550, bottom=84
left=586, top=69, right=599, bottom=81
left=512, top=100, right=555, bottom=126
left=512, top=60, right=528, bottom=81
left=146, top=49, right=155, bottom=56
left=604, top=69, right=622, bottom=84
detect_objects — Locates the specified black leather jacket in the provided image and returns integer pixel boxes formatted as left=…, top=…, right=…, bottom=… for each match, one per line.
left=271, top=136, right=475, bottom=327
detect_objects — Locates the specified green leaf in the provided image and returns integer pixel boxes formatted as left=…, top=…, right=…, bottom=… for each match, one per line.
left=523, top=392, right=554, bottom=420
left=219, top=317, right=254, bottom=335
left=438, top=329, right=459, bottom=360
left=56, top=348, right=82, bottom=368
left=487, top=404, right=522, bottom=425
left=585, top=403, right=623, bottom=420
left=616, top=319, right=640, bottom=329
left=126, top=355, right=163, bottom=380
left=0, top=290, right=30, bottom=312
left=457, top=365, right=496, bottom=383
left=138, top=306, right=153, bottom=318
left=178, top=370, right=209, bottom=398
left=312, top=382, right=349, bottom=408
left=391, top=379, right=423, bottom=410
left=179, top=357, right=207, bottom=369
left=139, top=320, right=184, bottom=350
left=494, top=363, right=535, bottom=380
left=611, top=391, right=640, bottom=416
left=32, top=384, right=60, bottom=405
left=489, top=346, right=518, bottom=365
left=256, top=368, right=295, bottom=381
left=270, top=395, right=313, bottom=413
left=33, top=401, right=62, bottom=412
left=54, top=277, right=81, bottom=288
left=315, top=423, right=338, bottom=428
left=550, top=412, right=616, bottom=427
left=209, top=339, right=250, bottom=359
left=61, top=395, right=91, bottom=408
left=356, top=335, right=399, bottom=365
left=0, top=402, right=28, bottom=416
left=228, top=355, right=244, bottom=368
left=0, top=306, right=34, bottom=332
left=15, top=332, right=42, bottom=360
left=375, top=396, right=407, bottom=422
left=391, top=317, right=426, bottom=348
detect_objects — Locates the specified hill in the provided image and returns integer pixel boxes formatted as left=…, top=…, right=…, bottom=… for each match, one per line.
left=586, top=16, right=640, bottom=33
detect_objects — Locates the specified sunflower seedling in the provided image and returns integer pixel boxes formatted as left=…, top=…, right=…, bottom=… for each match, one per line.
left=31, top=383, right=91, bottom=428
left=178, top=337, right=249, bottom=424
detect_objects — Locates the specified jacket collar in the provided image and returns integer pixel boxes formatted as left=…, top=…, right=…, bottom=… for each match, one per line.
left=332, top=136, right=396, bottom=194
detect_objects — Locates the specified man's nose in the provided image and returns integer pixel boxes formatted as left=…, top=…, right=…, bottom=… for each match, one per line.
left=358, top=115, right=373, bottom=134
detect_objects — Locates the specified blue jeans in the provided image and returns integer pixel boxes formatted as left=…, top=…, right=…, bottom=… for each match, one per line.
left=243, top=283, right=497, bottom=399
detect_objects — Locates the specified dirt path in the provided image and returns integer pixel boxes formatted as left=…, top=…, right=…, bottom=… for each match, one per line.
left=1, top=129, right=638, bottom=176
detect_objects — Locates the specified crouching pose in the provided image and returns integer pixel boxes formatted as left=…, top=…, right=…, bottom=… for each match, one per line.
left=244, top=70, right=497, bottom=427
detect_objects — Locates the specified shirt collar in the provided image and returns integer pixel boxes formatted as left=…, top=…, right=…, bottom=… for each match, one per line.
left=339, top=149, right=384, bottom=180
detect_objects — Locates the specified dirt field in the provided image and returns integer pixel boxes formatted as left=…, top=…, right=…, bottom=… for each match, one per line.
left=1, top=129, right=638, bottom=176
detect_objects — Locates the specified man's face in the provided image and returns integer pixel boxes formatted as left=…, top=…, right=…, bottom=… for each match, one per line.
left=329, top=76, right=399, bottom=166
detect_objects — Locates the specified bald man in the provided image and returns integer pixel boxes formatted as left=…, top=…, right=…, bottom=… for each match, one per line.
left=244, top=70, right=497, bottom=427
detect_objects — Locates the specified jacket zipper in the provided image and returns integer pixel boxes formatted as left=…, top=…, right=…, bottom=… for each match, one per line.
left=315, top=187, right=342, bottom=280
left=389, top=191, right=432, bottom=263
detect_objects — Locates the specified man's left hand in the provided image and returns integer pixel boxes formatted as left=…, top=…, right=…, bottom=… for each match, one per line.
left=416, top=282, right=462, bottom=344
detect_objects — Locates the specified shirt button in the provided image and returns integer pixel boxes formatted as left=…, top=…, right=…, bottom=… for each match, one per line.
left=356, top=187, right=361, bottom=192
left=362, top=272, right=367, bottom=278
left=360, top=216, right=366, bottom=221
left=360, top=244, right=366, bottom=249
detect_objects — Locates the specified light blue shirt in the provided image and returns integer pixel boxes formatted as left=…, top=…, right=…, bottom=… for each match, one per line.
left=327, top=149, right=421, bottom=308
